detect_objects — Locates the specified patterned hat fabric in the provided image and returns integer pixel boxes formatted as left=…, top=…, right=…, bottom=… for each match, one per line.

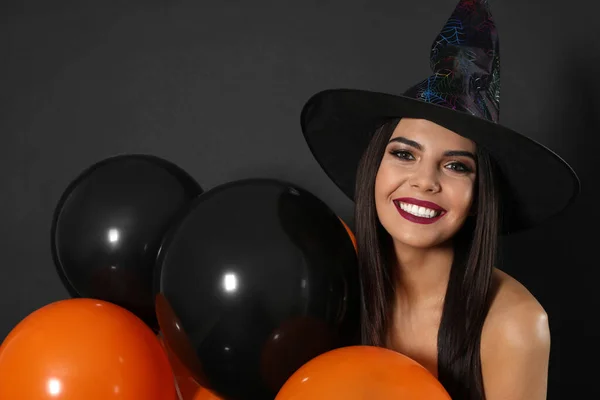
left=404, top=0, right=500, bottom=122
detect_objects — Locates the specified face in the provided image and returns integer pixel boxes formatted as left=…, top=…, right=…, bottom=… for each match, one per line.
left=374, top=118, right=477, bottom=249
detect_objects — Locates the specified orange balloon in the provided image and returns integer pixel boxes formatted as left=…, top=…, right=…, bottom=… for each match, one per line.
left=337, top=216, right=357, bottom=253
left=0, top=298, right=176, bottom=400
left=275, top=346, right=451, bottom=399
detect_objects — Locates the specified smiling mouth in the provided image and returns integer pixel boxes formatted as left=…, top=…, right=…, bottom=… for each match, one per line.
left=393, top=199, right=447, bottom=224
left=396, top=201, right=442, bottom=218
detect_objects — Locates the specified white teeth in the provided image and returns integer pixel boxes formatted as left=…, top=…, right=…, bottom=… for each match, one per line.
left=399, top=202, right=441, bottom=218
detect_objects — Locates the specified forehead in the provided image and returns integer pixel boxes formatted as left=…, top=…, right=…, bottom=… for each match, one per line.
left=390, top=118, right=476, bottom=151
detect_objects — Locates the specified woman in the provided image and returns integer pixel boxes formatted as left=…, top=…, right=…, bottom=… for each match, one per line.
left=299, top=0, right=580, bottom=399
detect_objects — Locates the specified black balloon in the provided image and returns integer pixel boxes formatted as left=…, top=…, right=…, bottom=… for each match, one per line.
left=51, top=154, right=202, bottom=329
left=155, top=178, right=360, bottom=400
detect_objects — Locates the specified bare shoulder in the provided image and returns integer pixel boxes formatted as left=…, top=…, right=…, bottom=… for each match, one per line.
left=479, top=268, right=551, bottom=398
left=482, top=268, right=550, bottom=346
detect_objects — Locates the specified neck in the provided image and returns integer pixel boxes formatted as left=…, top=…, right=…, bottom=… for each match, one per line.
left=391, top=239, right=453, bottom=312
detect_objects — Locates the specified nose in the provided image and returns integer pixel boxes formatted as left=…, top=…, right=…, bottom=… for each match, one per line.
left=408, top=164, right=440, bottom=193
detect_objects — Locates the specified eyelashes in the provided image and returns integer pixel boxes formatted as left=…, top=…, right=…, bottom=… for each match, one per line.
left=446, top=162, right=473, bottom=173
left=389, top=149, right=414, bottom=160
left=388, top=149, right=474, bottom=174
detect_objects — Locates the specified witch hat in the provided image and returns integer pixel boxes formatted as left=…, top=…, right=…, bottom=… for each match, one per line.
left=300, top=0, right=579, bottom=233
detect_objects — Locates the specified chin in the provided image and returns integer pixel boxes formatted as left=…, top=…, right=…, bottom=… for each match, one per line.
left=389, top=229, right=450, bottom=250
left=380, top=214, right=465, bottom=250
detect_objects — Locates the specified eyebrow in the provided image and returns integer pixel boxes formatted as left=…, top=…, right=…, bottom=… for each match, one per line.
left=388, top=136, right=476, bottom=161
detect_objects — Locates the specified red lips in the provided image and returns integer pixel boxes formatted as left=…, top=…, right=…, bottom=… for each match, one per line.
left=393, top=197, right=446, bottom=225
left=393, top=197, right=445, bottom=211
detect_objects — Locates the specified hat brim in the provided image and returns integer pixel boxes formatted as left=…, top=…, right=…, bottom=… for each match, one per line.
left=300, top=89, right=580, bottom=234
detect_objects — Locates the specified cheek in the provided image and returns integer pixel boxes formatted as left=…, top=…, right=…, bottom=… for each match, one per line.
left=375, top=161, right=405, bottom=195
left=447, top=179, right=475, bottom=212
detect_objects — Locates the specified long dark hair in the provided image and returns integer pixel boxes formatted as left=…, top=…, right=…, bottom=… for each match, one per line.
left=354, top=118, right=502, bottom=400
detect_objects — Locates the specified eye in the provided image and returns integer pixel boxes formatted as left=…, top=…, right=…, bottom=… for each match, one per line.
left=445, top=161, right=473, bottom=173
left=390, top=149, right=415, bottom=160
